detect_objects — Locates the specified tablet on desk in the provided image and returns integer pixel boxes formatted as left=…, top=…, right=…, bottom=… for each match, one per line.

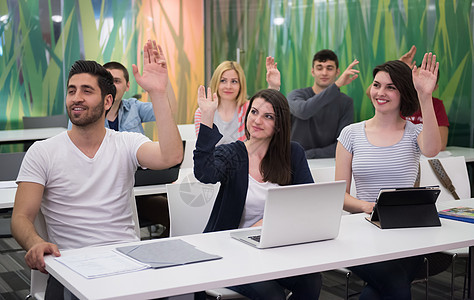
left=366, top=186, right=441, bottom=229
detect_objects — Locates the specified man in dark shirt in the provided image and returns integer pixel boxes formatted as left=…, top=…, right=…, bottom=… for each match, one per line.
left=287, top=50, right=359, bottom=158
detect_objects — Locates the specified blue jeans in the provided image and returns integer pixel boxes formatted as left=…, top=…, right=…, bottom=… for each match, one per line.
left=228, top=272, right=322, bottom=300
left=349, top=256, right=424, bottom=300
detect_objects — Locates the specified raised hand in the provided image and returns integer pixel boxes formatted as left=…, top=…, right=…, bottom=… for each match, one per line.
left=266, top=56, right=281, bottom=90
left=132, top=40, right=168, bottom=93
left=412, top=52, right=438, bottom=99
left=399, top=45, right=417, bottom=69
left=335, top=59, right=360, bottom=88
left=197, top=85, right=218, bottom=127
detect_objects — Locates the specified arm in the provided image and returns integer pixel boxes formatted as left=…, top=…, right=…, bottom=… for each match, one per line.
left=133, top=40, right=183, bottom=170
left=11, top=182, right=60, bottom=273
left=266, top=56, right=281, bottom=90
left=414, top=53, right=442, bottom=157
left=399, top=45, right=417, bottom=69
left=334, top=59, right=360, bottom=88
left=305, top=97, right=354, bottom=159
left=439, top=126, right=449, bottom=150
left=288, top=84, right=343, bottom=120
left=334, top=142, right=374, bottom=214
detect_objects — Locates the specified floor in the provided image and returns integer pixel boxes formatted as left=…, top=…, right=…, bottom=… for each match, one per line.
left=0, top=233, right=469, bottom=300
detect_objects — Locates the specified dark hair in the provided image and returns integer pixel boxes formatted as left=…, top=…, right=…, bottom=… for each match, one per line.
left=67, top=60, right=116, bottom=103
left=103, top=61, right=130, bottom=83
left=372, top=60, right=419, bottom=116
left=244, top=89, right=292, bottom=185
left=312, top=49, right=339, bottom=69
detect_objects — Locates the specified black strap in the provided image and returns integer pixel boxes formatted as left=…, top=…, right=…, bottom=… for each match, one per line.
left=428, top=159, right=460, bottom=200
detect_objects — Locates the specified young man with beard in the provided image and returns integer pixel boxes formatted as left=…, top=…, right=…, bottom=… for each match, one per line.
left=287, top=49, right=359, bottom=158
left=11, top=40, right=183, bottom=299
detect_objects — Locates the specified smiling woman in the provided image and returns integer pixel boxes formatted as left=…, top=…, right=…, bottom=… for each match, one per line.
left=334, top=53, right=442, bottom=300
left=193, top=88, right=321, bottom=299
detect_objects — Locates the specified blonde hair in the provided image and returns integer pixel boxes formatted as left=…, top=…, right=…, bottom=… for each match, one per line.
left=209, top=61, right=247, bottom=107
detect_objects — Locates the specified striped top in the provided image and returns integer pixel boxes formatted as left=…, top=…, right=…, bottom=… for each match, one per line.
left=338, top=121, right=423, bottom=202
left=194, top=101, right=249, bottom=144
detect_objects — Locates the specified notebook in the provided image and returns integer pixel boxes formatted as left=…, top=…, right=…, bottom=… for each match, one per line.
left=230, top=181, right=346, bottom=249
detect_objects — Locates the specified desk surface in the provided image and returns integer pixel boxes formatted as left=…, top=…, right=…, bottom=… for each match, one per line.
left=0, top=127, right=66, bottom=144
left=45, top=199, right=474, bottom=300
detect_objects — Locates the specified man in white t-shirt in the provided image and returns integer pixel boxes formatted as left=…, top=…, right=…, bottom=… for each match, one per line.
left=11, top=40, right=183, bottom=299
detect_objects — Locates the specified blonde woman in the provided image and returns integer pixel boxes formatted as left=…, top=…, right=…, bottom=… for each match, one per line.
left=194, top=57, right=280, bottom=145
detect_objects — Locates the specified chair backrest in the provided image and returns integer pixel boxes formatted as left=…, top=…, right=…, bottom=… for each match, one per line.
left=166, top=182, right=220, bottom=237
left=419, top=156, right=470, bottom=202
left=23, top=114, right=68, bottom=129
left=310, top=166, right=356, bottom=197
left=0, top=152, right=25, bottom=181
left=180, top=139, right=196, bottom=170
left=177, top=124, right=196, bottom=141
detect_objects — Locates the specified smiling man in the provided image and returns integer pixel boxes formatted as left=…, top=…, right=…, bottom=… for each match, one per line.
left=11, top=40, right=183, bottom=299
left=287, top=49, right=359, bottom=158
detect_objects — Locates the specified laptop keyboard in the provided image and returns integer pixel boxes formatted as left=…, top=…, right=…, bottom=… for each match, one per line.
left=249, top=235, right=261, bottom=242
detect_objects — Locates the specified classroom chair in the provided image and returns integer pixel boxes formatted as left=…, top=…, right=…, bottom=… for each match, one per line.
left=0, top=152, right=25, bottom=239
left=166, top=182, right=248, bottom=299
left=419, top=156, right=471, bottom=299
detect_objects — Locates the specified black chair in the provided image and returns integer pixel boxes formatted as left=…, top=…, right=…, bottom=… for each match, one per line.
left=0, top=151, right=26, bottom=238
left=23, top=114, right=69, bottom=151
left=23, top=114, right=68, bottom=129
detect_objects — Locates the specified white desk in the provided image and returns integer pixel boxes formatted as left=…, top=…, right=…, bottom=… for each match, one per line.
left=45, top=199, right=474, bottom=300
left=0, top=127, right=66, bottom=145
left=444, top=146, right=474, bottom=163
left=0, top=188, right=16, bottom=209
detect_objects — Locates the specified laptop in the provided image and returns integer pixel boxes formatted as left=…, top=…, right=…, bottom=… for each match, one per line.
left=230, top=180, right=346, bottom=249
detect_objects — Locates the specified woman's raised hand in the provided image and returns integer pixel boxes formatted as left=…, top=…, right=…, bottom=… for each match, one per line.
left=197, top=85, right=218, bottom=128
left=412, top=52, right=439, bottom=99
left=266, top=56, right=281, bottom=90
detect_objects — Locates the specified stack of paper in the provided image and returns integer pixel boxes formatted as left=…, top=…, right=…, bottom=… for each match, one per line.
left=55, top=250, right=150, bottom=279
left=55, top=239, right=222, bottom=279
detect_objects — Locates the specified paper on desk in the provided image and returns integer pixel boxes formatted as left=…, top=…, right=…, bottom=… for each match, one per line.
left=0, top=181, right=17, bottom=189
left=55, top=249, right=150, bottom=279
left=116, top=239, right=222, bottom=268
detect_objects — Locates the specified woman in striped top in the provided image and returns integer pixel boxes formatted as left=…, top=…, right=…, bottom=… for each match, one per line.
left=334, top=53, right=442, bottom=300
left=194, top=57, right=280, bottom=145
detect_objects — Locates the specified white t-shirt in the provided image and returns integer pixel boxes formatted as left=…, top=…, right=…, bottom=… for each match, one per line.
left=17, top=129, right=150, bottom=250
left=239, top=175, right=279, bottom=228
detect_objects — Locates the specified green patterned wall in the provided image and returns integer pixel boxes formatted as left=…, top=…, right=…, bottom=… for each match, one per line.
left=208, top=0, right=473, bottom=147
left=0, top=0, right=204, bottom=152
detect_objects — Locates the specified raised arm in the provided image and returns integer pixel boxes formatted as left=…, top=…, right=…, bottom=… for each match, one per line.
left=399, top=45, right=417, bottom=69
left=288, top=84, right=343, bottom=120
left=414, top=53, right=442, bottom=157
left=288, top=60, right=358, bottom=120
left=335, top=143, right=374, bottom=214
left=335, top=59, right=360, bottom=88
left=133, top=40, right=183, bottom=169
left=11, top=182, right=60, bottom=273
left=266, top=56, right=281, bottom=90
